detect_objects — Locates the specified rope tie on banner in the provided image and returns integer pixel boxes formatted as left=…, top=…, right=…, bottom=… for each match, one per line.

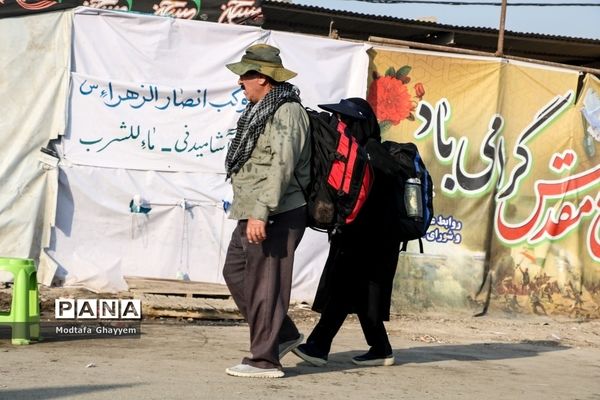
left=130, top=194, right=150, bottom=245
left=178, top=199, right=191, bottom=281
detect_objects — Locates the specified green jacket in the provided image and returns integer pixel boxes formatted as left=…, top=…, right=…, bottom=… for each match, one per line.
left=229, top=102, right=311, bottom=221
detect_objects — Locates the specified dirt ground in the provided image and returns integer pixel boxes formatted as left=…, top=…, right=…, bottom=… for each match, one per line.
left=1, top=288, right=600, bottom=400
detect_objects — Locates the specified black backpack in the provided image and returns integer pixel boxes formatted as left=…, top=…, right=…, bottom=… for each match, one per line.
left=296, top=109, right=373, bottom=232
left=382, top=141, right=434, bottom=252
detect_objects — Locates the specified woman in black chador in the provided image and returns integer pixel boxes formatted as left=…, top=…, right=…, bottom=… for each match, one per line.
left=293, top=97, right=403, bottom=367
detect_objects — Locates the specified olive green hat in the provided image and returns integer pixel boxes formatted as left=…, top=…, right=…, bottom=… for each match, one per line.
left=226, top=44, right=297, bottom=82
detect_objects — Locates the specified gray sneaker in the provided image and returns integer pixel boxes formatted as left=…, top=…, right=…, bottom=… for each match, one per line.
left=225, top=364, right=284, bottom=378
left=292, top=343, right=328, bottom=367
left=278, top=333, right=304, bottom=360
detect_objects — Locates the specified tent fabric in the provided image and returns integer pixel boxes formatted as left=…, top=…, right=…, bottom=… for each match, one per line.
left=0, top=11, right=72, bottom=282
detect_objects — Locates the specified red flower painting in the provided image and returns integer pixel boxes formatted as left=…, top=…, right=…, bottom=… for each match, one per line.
left=367, top=65, right=426, bottom=127
left=367, top=76, right=411, bottom=125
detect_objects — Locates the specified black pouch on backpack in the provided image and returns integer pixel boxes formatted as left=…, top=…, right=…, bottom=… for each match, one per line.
left=382, top=141, right=434, bottom=248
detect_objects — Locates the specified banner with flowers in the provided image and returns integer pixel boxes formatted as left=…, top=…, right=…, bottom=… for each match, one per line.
left=368, top=47, right=600, bottom=317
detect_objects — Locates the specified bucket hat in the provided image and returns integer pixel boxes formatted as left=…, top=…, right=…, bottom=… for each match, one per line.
left=226, top=44, right=297, bottom=82
left=318, top=98, right=368, bottom=120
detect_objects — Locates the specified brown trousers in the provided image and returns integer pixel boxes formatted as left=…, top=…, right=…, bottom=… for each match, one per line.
left=223, top=206, right=306, bottom=369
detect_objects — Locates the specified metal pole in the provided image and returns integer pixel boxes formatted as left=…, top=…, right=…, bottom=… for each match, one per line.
left=496, top=0, right=508, bottom=56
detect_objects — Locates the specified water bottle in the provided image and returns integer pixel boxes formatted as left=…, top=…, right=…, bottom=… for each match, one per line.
left=404, top=178, right=423, bottom=219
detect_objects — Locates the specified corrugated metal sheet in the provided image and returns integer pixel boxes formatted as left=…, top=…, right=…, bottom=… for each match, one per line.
left=261, top=0, right=600, bottom=68
left=264, top=0, right=600, bottom=44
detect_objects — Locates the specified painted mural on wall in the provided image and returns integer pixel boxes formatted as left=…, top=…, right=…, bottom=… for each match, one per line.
left=0, top=0, right=262, bottom=23
left=368, top=48, right=600, bottom=318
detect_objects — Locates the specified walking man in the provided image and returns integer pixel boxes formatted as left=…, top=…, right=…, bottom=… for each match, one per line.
left=222, top=44, right=311, bottom=378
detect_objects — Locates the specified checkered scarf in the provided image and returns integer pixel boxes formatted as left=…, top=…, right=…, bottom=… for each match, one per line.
left=225, top=82, right=301, bottom=178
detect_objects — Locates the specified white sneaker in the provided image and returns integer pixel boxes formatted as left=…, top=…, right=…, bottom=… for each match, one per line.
left=225, top=364, right=284, bottom=378
left=278, top=333, right=304, bottom=360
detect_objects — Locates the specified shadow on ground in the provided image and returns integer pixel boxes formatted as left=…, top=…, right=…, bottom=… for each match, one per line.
left=286, top=340, right=569, bottom=376
left=0, top=383, right=141, bottom=400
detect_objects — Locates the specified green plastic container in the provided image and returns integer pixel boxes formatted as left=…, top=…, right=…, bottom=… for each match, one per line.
left=0, top=257, right=40, bottom=345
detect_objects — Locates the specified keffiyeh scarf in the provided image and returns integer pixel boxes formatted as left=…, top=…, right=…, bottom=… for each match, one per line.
left=225, top=82, right=301, bottom=178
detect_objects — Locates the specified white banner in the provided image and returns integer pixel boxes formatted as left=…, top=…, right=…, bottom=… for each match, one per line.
left=267, top=30, right=370, bottom=108
left=64, top=72, right=244, bottom=172
left=71, top=7, right=267, bottom=86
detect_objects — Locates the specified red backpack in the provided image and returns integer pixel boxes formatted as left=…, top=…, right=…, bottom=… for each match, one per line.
left=296, top=109, right=373, bottom=233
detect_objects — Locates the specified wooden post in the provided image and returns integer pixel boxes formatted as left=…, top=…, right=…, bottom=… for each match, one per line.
left=496, top=0, right=508, bottom=56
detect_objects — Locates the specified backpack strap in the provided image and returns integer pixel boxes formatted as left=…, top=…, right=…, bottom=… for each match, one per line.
left=401, top=241, right=407, bottom=252
left=400, top=238, right=424, bottom=253
left=293, top=172, right=308, bottom=203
